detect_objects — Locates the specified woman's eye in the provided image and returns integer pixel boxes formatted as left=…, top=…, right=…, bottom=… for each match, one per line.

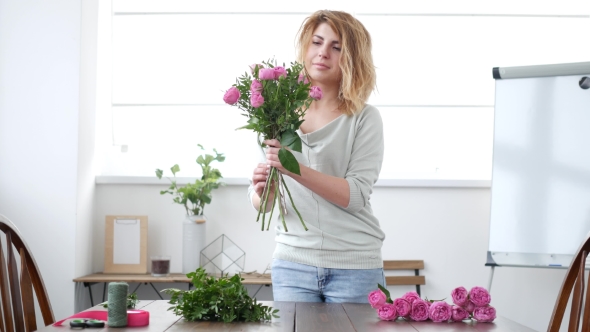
left=312, top=41, right=320, bottom=45
left=333, top=47, right=341, bottom=51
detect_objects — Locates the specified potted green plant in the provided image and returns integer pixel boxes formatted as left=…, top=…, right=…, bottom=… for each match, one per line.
left=156, top=144, right=225, bottom=273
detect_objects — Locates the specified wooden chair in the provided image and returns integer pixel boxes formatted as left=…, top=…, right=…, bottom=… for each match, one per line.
left=383, top=260, right=426, bottom=296
left=547, top=232, right=590, bottom=332
left=0, top=214, right=54, bottom=331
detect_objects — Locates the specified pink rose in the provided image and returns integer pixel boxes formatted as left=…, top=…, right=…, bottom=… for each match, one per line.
left=298, top=73, right=309, bottom=84
left=402, top=291, right=421, bottom=305
left=250, top=80, right=263, bottom=93
left=409, top=300, right=429, bottom=321
left=429, top=301, right=452, bottom=323
left=451, top=286, right=469, bottom=306
left=377, top=303, right=397, bottom=321
left=393, top=298, right=411, bottom=317
left=273, top=66, right=287, bottom=79
left=463, top=300, right=476, bottom=313
left=469, top=286, right=491, bottom=307
left=250, top=92, right=264, bottom=108
left=473, top=305, right=496, bottom=322
left=223, top=86, right=240, bottom=105
left=368, top=290, right=387, bottom=309
left=309, top=86, right=323, bottom=100
left=259, top=68, right=275, bottom=80
left=451, top=305, right=470, bottom=322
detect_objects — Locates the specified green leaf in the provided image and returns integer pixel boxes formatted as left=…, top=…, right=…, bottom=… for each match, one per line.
left=377, top=283, right=392, bottom=302
left=155, top=169, right=163, bottom=179
left=280, top=130, right=298, bottom=147
left=278, top=148, right=300, bottom=175
left=171, top=164, right=180, bottom=175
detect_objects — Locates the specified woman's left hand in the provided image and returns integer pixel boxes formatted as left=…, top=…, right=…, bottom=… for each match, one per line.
left=264, top=139, right=293, bottom=176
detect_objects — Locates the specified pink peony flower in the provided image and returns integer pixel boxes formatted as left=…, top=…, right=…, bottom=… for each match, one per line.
left=469, top=286, right=491, bottom=307
left=273, top=66, right=287, bottom=79
left=250, top=80, right=263, bottom=93
left=377, top=303, right=398, bottom=321
left=259, top=68, right=275, bottom=80
left=409, top=300, right=430, bottom=321
left=402, top=291, right=421, bottom=305
left=223, top=86, right=240, bottom=105
left=451, top=305, right=470, bottom=322
left=451, top=286, right=469, bottom=306
left=463, top=300, right=476, bottom=314
left=298, top=73, right=309, bottom=84
left=473, top=305, right=496, bottom=322
left=393, top=298, right=411, bottom=317
left=250, top=92, right=264, bottom=108
left=368, top=290, right=387, bottom=309
left=429, top=301, right=452, bottom=323
left=309, top=86, right=323, bottom=100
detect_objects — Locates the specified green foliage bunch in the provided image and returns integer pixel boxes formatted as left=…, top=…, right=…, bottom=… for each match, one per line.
left=156, top=145, right=225, bottom=216
left=162, top=268, right=278, bottom=323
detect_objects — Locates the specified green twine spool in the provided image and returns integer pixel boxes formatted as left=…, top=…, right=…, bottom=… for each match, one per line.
left=107, top=282, right=128, bottom=327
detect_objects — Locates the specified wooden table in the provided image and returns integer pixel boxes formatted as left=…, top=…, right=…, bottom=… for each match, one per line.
left=73, top=273, right=272, bottom=306
left=41, top=300, right=537, bottom=331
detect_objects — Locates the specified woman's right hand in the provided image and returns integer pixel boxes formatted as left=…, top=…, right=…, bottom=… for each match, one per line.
left=252, top=163, right=273, bottom=199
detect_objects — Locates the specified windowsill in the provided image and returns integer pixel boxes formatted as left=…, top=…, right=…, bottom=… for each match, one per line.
left=95, top=176, right=491, bottom=188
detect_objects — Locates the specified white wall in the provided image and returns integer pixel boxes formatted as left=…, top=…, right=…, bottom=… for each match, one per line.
left=0, top=0, right=97, bottom=324
left=92, top=184, right=569, bottom=331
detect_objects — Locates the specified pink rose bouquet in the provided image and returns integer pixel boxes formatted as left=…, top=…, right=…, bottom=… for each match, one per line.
left=224, top=60, right=322, bottom=232
left=451, top=305, right=470, bottom=322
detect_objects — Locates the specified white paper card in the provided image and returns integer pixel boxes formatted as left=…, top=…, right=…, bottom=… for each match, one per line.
left=113, top=219, right=141, bottom=264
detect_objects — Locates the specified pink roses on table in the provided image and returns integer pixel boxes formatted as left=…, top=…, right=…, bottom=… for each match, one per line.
left=369, top=284, right=496, bottom=323
left=469, top=286, right=491, bottom=307
left=368, top=289, right=387, bottom=309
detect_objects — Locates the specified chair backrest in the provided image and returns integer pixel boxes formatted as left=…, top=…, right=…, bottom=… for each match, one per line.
left=548, top=232, right=590, bottom=332
left=383, top=260, right=426, bottom=296
left=0, top=214, right=54, bottom=331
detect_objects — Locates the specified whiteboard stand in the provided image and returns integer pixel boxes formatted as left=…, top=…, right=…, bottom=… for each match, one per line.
left=486, top=251, right=497, bottom=292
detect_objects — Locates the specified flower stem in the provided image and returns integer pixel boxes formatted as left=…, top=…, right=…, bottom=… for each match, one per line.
left=279, top=173, right=308, bottom=231
left=267, top=171, right=278, bottom=231
left=277, top=181, right=288, bottom=232
left=257, top=166, right=274, bottom=228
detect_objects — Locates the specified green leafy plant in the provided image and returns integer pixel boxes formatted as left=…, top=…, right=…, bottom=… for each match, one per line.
left=156, top=145, right=225, bottom=216
left=102, top=292, right=139, bottom=309
left=161, top=267, right=278, bottom=323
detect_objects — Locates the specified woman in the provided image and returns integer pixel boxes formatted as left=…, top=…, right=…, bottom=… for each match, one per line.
left=249, top=10, right=385, bottom=303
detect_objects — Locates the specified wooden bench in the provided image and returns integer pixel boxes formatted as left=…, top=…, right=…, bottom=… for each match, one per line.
left=383, top=260, right=426, bottom=296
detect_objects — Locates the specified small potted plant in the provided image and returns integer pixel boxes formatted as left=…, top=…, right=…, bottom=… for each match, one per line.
left=156, top=144, right=225, bottom=273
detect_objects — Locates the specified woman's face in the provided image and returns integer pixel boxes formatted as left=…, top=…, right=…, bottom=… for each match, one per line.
left=305, top=22, right=342, bottom=87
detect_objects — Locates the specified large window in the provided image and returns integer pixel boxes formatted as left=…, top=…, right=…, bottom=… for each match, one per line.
left=96, top=0, right=590, bottom=182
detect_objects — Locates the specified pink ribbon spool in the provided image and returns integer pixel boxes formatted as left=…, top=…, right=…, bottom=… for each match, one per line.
left=53, top=310, right=149, bottom=327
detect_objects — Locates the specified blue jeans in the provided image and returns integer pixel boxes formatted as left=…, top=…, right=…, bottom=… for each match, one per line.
left=271, top=259, right=385, bottom=303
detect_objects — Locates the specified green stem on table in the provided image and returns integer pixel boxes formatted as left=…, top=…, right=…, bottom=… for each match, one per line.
left=280, top=173, right=308, bottom=231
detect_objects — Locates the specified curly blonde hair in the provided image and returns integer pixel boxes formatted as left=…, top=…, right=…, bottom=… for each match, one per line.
left=296, top=10, right=376, bottom=116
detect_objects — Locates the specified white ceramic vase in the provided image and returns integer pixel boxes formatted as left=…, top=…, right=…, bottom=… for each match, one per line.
left=182, top=214, right=206, bottom=274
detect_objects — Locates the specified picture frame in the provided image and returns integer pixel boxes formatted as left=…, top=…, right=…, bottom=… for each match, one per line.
left=104, top=215, right=148, bottom=274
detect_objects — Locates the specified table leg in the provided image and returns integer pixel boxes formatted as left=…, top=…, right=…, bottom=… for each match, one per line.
left=252, top=285, right=264, bottom=298
left=102, top=282, right=106, bottom=302
left=150, top=283, right=164, bottom=300
left=84, top=282, right=94, bottom=307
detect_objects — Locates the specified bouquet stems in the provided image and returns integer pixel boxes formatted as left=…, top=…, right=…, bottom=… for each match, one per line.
left=256, top=167, right=308, bottom=232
